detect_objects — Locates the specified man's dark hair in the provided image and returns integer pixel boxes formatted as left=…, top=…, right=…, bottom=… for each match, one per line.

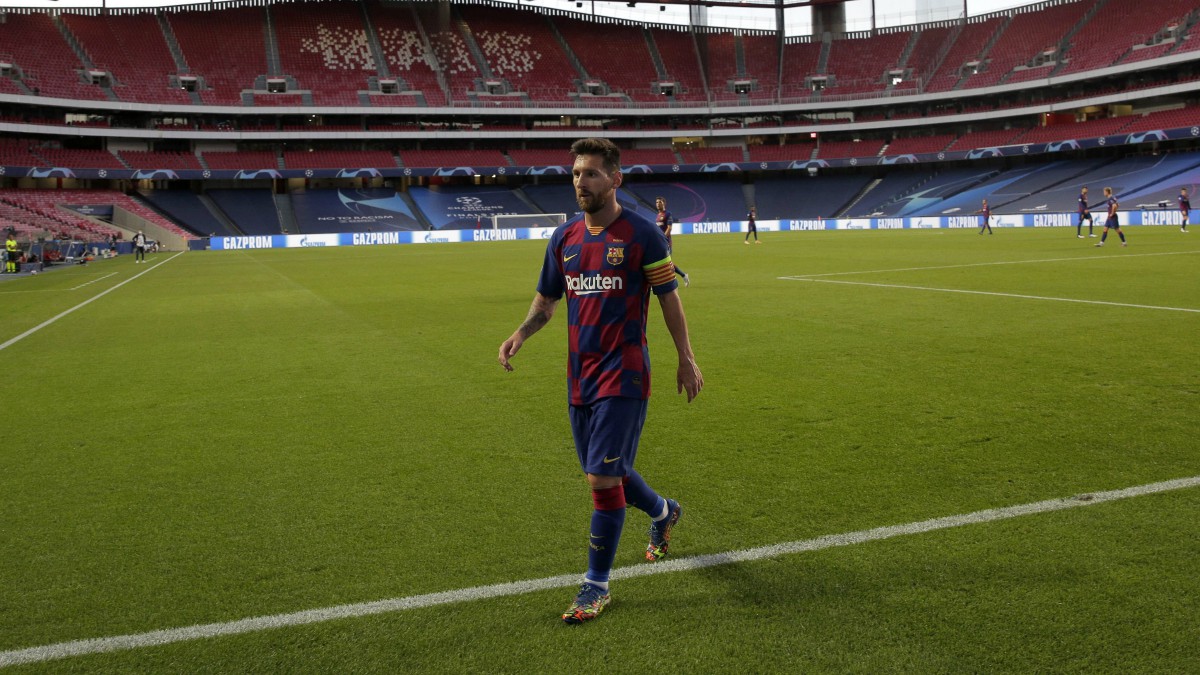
left=570, top=138, right=621, bottom=174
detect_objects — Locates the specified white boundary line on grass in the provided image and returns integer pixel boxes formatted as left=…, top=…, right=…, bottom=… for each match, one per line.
left=782, top=278, right=1200, bottom=313
left=2, top=474, right=1198, bottom=668
left=0, top=253, right=184, bottom=353
left=779, top=250, right=1200, bottom=280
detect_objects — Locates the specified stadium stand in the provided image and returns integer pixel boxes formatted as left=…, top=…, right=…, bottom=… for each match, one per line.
left=1013, top=116, right=1133, bottom=144
left=555, top=18, right=659, bottom=102
left=1121, top=106, right=1200, bottom=133
left=652, top=28, right=707, bottom=103
left=1056, top=0, right=1198, bottom=76
left=366, top=0, right=448, bottom=105
left=168, top=7, right=268, bottom=105
left=754, top=174, right=875, bottom=218
left=0, top=13, right=107, bottom=101
left=620, top=148, right=680, bottom=165
left=816, top=139, right=885, bottom=159
left=961, top=3, right=1088, bottom=89
left=678, top=146, right=746, bottom=164
left=824, top=31, right=910, bottom=96
left=946, top=128, right=1028, bottom=150
left=201, top=151, right=280, bottom=171
left=778, top=38, right=823, bottom=100
left=418, top=9, right=481, bottom=105
left=884, top=134, right=957, bottom=156
left=207, top=189, right=283, bottom=235
left=846, top=169, right=938, bottom=216
left=461, top=5, right=577, bottom=104
left=282, top=149, right=399, bottom=169
left=398, top=148, right=508, bottom=168
left=138, top=190, right=232, bottom=237
left=33, top=148, right=126, bottom=169
left=624, top=180, right=750, bottom=221
left=748, top=142, right=816, bottom=163
left=741, top=33, right=781, bottom=102
left=922, top=17, right=1007, bottom=93
left=271, top=1, right=374, bottom=106
left=61, top=13, right=191, bottom=104
left=507, top=148, right=573, bottom=167
left=118, top=151, right=204, bottom=171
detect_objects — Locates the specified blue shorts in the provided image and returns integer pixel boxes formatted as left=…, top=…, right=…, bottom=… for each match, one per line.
left=568, top=396, right=648, bottom=477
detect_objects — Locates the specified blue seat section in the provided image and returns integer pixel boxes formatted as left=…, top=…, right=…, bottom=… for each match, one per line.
left=139, top=190, right=232, bottom=237
left=290, top=189, right=423, bottom=233
left=864, top=168, right=1002, bottom=217
left=1119, top=153, right=1200, bottom=207
left=207, top=189, right=282, bottom=236
left=410, top=185, right=551, bottom=229
left=903, top=166, right=1046, bottom=216
left=999, top=155, right=1172, bottom=213
left=847, top=170, right=937, bottom=217
left=521, top=183, right=580, bottom=219
left=521, top=184, right=657, bottom=224
left=624, top=181, right=749, bottom=222
left=753, top=175, right=874, bottom=219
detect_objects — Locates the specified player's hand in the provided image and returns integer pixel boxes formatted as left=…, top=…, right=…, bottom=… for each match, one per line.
left=677, top=358, right=703, bottom=403
left=498, top=334, right=523, bottom=372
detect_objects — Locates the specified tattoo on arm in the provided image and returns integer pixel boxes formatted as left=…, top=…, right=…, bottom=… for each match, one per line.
left=517, top=295, right=556, bottom=339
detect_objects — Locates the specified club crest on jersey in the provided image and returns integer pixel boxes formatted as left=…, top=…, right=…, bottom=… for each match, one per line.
left=606, top=245, right=625, bottom=266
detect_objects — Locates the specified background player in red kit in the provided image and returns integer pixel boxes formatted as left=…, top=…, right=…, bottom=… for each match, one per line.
left=499, top=138, right=703, bottom=624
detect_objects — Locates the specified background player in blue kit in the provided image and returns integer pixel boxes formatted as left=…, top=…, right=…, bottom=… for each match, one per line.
left=499, top=138, right=703, bottom=625
left=976, top=198, right=993, bottom=234
left=1078, top=186, right=1095, bottom=238
left=1180, top=188, right=1191, bottom=233
left=1095, top=187, right=1126, bottom=247
left=656, top=197, right=690, bottom=286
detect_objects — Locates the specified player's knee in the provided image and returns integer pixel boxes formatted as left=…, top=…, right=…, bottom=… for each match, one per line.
left=591, top=484, right=626, bottom=510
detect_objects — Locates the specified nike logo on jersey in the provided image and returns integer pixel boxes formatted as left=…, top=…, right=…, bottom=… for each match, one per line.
left=563, top=253, right=578, bottom=263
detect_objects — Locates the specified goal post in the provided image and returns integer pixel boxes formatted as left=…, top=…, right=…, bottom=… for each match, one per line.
left=491, top=213, right=568, bottom=229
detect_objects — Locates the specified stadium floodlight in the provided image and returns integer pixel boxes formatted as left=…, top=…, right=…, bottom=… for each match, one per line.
left=491, top=213, right=569, bottom=229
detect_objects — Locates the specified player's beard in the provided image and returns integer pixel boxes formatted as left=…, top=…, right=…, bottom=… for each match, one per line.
left=576, top=186, right=612, bottom=214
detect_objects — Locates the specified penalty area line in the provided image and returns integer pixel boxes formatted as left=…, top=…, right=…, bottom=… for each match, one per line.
left=0, top=252, right=184, bottom=353
left=2, top=474, right=1199, bottom=667
left=784, top=277, right=1200, bottom=313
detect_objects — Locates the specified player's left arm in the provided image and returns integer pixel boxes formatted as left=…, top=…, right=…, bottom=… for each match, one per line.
left=657, top=290, right=703, bottom=402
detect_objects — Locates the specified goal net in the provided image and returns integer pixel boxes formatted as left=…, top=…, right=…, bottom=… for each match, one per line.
left=491, top=213, right=568, bottom=229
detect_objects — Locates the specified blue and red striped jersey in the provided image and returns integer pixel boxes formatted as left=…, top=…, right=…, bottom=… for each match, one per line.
left=1180, top=194, right=1191, bottom=211
left=537, top=209, right=677, bottom=405
left=656, top=209, right=674, bottom=246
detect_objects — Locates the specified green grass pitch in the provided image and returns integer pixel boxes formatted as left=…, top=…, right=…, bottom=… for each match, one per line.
left=1, top=225, right=1198, bottom=672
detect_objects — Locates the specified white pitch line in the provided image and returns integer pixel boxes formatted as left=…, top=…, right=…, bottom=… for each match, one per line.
left=779, top=249, right=1200, bottom=280
left=2, top=474, right=1197, bottom=668
left=785, top=277, right=1200, bottom=313
left=70, top=271, right=119, bottom=290
left=0, top=253, right=184, bottom=353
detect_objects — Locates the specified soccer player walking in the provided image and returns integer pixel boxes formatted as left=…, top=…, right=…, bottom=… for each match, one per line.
left=1180, top=187, right=1191, bottom=233
left=499, top=138, right=703, bottom=624
left=655, top=197, right=690, bottom=287
left=744, top=206, right=759, bottom=244
left=1095, top=187, right=1126, bottom=247
left=976, top=198, right=993, bottom=234
left=1077, top=186, right=1095, bottom=238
